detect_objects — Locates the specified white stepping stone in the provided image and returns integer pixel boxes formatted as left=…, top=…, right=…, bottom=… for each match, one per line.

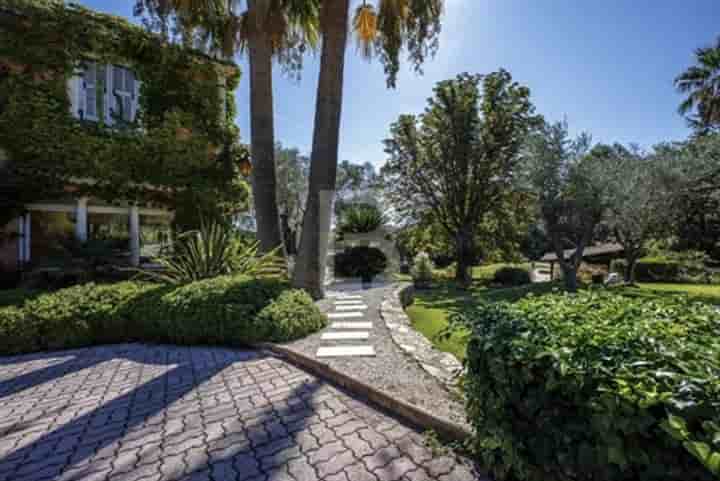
left=321, top=331, right=370, bottom=341
left=330, top=322, right=373, bottom=330
left=336, top=295, right=363, bottom=300
left=316, top=346, right=375, bottom=358
left=334, top=304, right=368, bottom=311
left=328, top=312, right=364, bottom=319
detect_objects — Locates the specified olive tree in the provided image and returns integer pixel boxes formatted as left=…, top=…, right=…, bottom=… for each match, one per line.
left=381, top=71, right=538, bottom=287
left=524, top=121, right=606, bottom=292
left=600, top=144, right=674, bottom=283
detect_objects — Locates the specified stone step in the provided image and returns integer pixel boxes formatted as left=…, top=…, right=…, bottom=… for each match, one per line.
left=330, top=322, right=373, bottom=330
left=334, top=300, right=367, bottom=305
left=335, top=295, right=363, bottom=300
left=328, top=312, right=364, bottom=319
left=316, top=346, right=375, bottom=358
left=334, top=304, right=368, bottom=311
left=321, top=331, right=370, bottom=341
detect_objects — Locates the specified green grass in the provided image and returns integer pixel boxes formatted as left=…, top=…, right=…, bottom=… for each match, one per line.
left=406, top=273, right=720, bottom=362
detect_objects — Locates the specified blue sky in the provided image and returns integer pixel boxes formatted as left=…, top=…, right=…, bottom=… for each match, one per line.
left=79, top=0, right=718, bottom=167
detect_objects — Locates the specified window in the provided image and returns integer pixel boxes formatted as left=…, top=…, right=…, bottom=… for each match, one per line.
left=110, top=65, right=136, bottom=123
left=82, top=62, right=99, bottom=120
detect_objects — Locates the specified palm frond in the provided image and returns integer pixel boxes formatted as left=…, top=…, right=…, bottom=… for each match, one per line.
left=353, top=3, right=378, bottom=60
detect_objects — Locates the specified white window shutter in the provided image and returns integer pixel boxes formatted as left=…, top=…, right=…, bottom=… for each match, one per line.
left=67, top=75, right=81, bottom=119
left=132, top=78, right=141, bottom=122
left=83, top=63, right=98, bottom=120
left=105, top=64, right=115, bottom=125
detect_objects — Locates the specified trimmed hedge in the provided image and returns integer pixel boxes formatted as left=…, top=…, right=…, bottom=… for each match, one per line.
left=0, top=275, right=326, bottom=356
left=334, top=246, right=388, bottom=280
left=492, top=266, right=531, bottom=286
left=455, top=292, right=720, bottom=480
left=611, top=258, right=681, bottom=282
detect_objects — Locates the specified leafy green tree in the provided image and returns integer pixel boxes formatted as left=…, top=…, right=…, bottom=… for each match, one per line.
left=524, top=121, right=606, bottom=291
left=655, top=133, right=720, bottom=260
left=275, top=143, right=309, bottom=254
left=675, top=36, right=720, bottom=132
left=599, top=144, right=674, bottom=282
left=137, top=0, right=320, bottom=254
left=381, top=72, right=537, bottom=287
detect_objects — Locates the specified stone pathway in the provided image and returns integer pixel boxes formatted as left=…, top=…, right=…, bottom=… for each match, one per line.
left=0, top=344, right=484, bottom=481
left=282, top=283, right=470, bottom=430
left=317, top=294, right=376, bottom=359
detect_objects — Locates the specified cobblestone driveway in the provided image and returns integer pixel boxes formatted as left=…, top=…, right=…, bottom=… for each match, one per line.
left=0, top=345, right=481, bottom=481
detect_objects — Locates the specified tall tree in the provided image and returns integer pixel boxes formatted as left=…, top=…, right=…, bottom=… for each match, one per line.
left=600, top=144, right=672, bottom=283
left=380, top=72, right=537, bottom=287
left=675, top=36, right=720, bottom=132
left=136, top=0, right=320, bottom=253
left=293, top=0, right=444, bottom=298
left=275, top=143, right=309, bottom=255
left=525, top=121, right=606, bottom=292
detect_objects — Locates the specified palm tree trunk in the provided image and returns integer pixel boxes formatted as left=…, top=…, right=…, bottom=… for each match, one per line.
left=248, top=0, right=283, bottom=253
left=293, top=0, right=350, bottom=299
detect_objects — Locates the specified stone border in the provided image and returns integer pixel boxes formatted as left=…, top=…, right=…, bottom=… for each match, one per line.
left=380, top=283, right=464, bottom=388
left=257, top=343, right=472, bottom=443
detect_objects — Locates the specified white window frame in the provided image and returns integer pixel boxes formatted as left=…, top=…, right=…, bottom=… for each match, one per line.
left=109, top=65, right=136, bottom=123
left=82, top=62, right=100, bottom=122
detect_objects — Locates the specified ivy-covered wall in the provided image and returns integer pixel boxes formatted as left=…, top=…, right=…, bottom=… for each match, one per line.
left=0, top=0, right=249, bottom=226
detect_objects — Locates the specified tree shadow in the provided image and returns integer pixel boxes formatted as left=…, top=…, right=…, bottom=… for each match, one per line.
left=0, top=345, right=241, bottom=479
left=0, top=344, right=341, bottom=481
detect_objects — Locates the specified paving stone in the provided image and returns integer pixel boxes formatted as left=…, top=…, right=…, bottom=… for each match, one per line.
left=316, top=346, right=376, bottom=358
left=327, top=312, right=365, bottom=319
left=334, top=305, right=369, bottom=311
left=0, top=346, right=477, bottom=481
left=329, top=322, right=374, bottom=330
left=321, top=332, right=371, bottom=341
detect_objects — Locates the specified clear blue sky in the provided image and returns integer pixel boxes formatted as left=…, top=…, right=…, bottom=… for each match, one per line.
left=79, top=0, right=719, bottom=167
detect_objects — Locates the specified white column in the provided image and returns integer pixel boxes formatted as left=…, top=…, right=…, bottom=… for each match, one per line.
left=23, top=213, right=31, bottom=263
left=129, top=205, right=140, bottom=266
left=75, top=197, right=88, bottom=242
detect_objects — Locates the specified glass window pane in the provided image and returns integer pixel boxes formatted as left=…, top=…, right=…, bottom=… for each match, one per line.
left=86, top=86, right=97, bottom=117
left=113, top=66, right=123, bottom=92
left=30, top=211, right=76, bottom=266
left=88, top=212, right=130, bottom=251
left=140, top=215, right=172, bottom=258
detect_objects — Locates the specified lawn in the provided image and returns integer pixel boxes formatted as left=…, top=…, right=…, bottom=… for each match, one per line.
left=406, top=273, right=720, bottom=361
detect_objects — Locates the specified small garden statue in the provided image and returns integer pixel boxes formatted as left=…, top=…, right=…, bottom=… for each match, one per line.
left=412, top=252, right=434, bottom=289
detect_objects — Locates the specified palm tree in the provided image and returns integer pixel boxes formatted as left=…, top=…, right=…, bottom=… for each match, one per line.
left=292, top=0, right=444, bottom=298
left=675, top=37, right=720, bottom=132
left=137, top=0, right=320, bottom=253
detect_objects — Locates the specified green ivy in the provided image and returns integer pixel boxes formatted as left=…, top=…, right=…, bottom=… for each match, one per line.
left=0, top=0, right=247, bottom=225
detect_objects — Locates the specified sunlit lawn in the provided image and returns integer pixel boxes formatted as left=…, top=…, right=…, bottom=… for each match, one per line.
left=405, top=273, right=720, bottom=361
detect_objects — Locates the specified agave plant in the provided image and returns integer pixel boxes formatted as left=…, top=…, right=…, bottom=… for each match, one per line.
left=144, top=219, right=285, bottom=284
left=339, top=203, right=386, bottom=234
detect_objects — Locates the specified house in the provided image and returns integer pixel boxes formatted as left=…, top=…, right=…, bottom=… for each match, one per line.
left=0, top=0, right=242, bottom=281
left=540, top=243, right=625, bottom=278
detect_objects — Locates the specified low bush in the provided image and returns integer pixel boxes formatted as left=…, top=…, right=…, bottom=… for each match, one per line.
left=334, top=246, right=388, bottom=281
left=0, top=288, right=41, bottom=307
left=492, top=266, right=531, bottom=286
left=611, top=258, right=682, bottom=282
left=452, top=291, right=720, bottom=481
left=0, top=275, right=326, bottom=356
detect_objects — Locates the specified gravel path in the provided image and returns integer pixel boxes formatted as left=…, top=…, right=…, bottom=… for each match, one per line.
left=281, top=282, right=470, bottom=430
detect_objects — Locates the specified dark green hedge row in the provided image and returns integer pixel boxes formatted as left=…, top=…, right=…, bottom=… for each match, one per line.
left=611, top=258, right=681, bottom=282
left=0, top=276, right=326, bottom=356
left=457, top=292, right=720, bottom=481
left=492, top=266, right=531, bottom=286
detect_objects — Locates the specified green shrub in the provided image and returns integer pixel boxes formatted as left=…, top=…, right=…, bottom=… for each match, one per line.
left=0, top=306, right=39, bottom=355
left=411, top=252, right=434, bottom=282
left=492, top=266, right=531, bottom=286
left=452, top=291, right=720, bottom=481
left=334, top=246, right=388, bottom=281
left=339, top=204, right=386, bottom=234
left=256, top=290, right=328, bottom=342
left=0, top=288, right=41, bottom=307
left=0, top=276, right=325, bottom=356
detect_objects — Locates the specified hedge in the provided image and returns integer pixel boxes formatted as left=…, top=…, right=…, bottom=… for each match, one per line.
left=455, top=291, right=720, bottom=480
left=492, top=266, right=531, bottom=286
left=611, top=258, right=682, bottom=282
left=0, top=275, right=326, bottom=356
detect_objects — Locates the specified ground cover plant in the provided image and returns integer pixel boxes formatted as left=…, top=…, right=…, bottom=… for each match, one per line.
left=451, top=291, right=720, bottom=480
